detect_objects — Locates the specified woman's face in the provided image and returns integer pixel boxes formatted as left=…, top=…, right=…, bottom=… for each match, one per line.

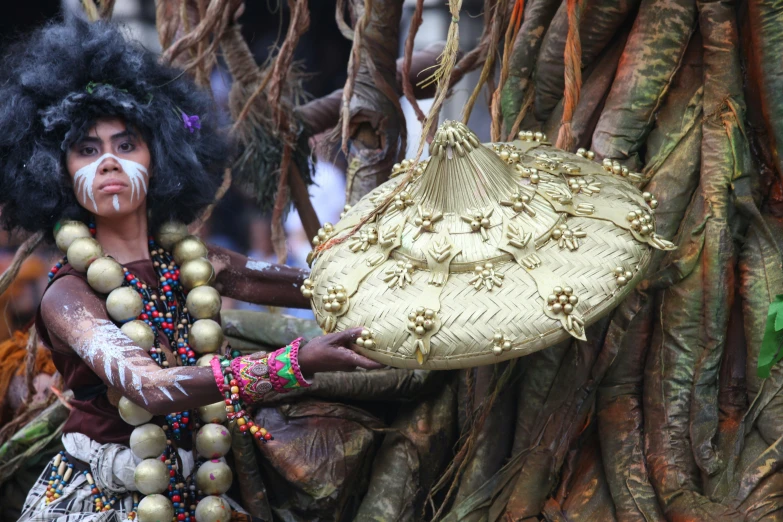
left=66, top=117, right=151, bottom=218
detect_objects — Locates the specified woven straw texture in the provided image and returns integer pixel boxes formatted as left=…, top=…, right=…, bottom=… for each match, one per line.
left=306, top=122, right=671, bottom=369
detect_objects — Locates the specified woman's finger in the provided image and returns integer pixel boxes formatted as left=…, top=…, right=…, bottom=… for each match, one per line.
left=334, top=346, right=385, bottom=370
left=351, top=353, right=385, bottom=370
left=334, top=326, right=365, bottom=345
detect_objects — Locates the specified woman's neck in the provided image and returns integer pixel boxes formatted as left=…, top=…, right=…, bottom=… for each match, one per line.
left=93, top=207, right=150, bottom=265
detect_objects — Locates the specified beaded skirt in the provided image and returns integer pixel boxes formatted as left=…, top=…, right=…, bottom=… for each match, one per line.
left=19, top=452, right=135, bottom=522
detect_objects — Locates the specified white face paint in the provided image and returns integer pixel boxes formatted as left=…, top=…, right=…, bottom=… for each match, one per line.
left=73, top=153, right=149, bottom=212
left=112, top=195, right=120, bottom=211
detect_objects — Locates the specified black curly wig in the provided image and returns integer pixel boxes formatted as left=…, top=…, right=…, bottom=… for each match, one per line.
left=0, top=17, right=229, bottom=237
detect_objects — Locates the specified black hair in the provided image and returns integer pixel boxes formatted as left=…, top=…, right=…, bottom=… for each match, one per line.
left=0, top=17, right=230, bottom=236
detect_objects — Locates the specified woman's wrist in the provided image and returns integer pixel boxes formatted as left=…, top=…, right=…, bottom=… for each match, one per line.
left=213, top=352, right=274, bottom=441
left=212, top=338, right=310, bottom=406
left=268, top=338, right=310, bottom=392
left=210, top=356, right=227, bottom=394
left=229, top=354, right=274, bottom=403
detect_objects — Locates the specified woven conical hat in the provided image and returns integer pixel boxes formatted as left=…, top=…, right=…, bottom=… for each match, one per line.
left=303, top=121, right=674, bottom=370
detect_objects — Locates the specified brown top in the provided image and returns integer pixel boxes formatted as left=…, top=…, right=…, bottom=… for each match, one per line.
left=35, top=244, right=311, bottom=446
left=36, top=259, right=177, bottom=445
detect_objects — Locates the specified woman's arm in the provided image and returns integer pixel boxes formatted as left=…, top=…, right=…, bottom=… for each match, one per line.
left=41, top=277, right=382, bottom=415
left=41, top=277, right=222, bottom=415
left=208, top=244, right=311, bottom=308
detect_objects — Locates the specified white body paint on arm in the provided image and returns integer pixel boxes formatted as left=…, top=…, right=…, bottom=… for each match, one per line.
left=245, top=259, right=272, bottom=272
left=72, top=316, right=192, bottom=405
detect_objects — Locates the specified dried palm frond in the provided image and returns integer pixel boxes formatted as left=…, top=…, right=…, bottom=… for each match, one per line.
left=81, top=0, right=116, bottom=22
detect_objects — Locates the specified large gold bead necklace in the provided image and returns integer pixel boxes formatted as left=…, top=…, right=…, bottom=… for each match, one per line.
left=50, top=220, right=240, bottom=522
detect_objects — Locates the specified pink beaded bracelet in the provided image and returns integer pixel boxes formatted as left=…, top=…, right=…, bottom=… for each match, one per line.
left=268, top=338, right=310, bottom=393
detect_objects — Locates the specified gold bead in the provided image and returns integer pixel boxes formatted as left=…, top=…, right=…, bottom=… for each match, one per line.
left=196, top=424, right=232, bottom=459
left=196, top=459, right=233, bottom=495
left=106, top=287, right=143, bottom=323
left=54, top=221, right=91, bottom=253
left=186, top=286, right=222, bottom=320
left=172, top=236, right=208, bottom=265
left=155, top=221, right=189, bottom=250
left=129, top=423, right=167, bottom=459
left=134, top=458, right=169, bottom=495
left=198, top=401, right=228, bottom=423
left=66, top=238, right=103, bottom=272
left=120, top=320, right=155, bottom=349
left=179, top=258, right=215, bottom=289
left=117, top=396, right=153, bottom=426
left=137, top=494, right=174, bottom=522
left=86, top=257, right=124, bottom=294
left=194, top=496, right=231, bottom=522
left=190, top=319, right=224, bottom=353
left=196, top=354, right=218, bottom=367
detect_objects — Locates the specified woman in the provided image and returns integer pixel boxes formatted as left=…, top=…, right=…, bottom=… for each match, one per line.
left=0, top=18, right=380, bottom=522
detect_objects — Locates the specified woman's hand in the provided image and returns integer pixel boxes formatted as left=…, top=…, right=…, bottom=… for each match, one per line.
left=297, top=327, right=384, bottom=377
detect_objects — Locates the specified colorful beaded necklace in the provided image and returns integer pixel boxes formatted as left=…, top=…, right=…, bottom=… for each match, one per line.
left=49, top=228, right=196, bottom=439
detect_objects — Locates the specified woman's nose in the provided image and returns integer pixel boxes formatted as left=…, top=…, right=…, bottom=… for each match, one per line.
left=99, top=158, right=120, bottom=174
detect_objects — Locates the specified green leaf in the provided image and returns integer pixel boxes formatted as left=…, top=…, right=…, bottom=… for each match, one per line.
left=775, top=295, right=783, bottom=331
left=758, top=295, right=783, bottom=378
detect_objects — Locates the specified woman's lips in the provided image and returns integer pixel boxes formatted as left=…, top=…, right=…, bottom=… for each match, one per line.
left=99, top=180, right=128, bottom=194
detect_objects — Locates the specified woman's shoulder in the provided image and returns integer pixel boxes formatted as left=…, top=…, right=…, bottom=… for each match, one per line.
left=39, top=269, right=100, bottom=325
left=37, top=269, right=98, bottom=355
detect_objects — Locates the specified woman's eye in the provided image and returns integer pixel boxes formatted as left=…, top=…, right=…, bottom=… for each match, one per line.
left=80, top=146, right=97, bottom=155
left=118, top=142, right=135, bottom=153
